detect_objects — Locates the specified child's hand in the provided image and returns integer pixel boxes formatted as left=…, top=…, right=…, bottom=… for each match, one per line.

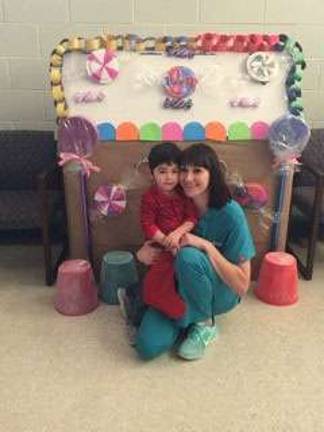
left=169, top=247, right=178, bottom=256
left=137, top=241, right=162, bottom=265
left=163, top=230, right=182, bottom=249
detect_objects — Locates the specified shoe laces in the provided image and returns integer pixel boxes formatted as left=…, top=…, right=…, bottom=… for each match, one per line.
left=189, top=324, right=214, bottom=346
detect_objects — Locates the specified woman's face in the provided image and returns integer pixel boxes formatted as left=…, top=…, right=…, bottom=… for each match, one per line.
left=179, top=165, right=210, bottom=198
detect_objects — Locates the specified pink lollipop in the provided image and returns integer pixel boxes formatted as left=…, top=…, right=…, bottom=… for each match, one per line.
left=94, top=184, right=127, bottom=217
left=57, top=116, right=98, bottom=156
left=86, top=49, right=119, bottom=84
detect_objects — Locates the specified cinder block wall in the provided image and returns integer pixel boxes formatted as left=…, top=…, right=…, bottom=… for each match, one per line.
left=0, top=0, right=323, bottom=130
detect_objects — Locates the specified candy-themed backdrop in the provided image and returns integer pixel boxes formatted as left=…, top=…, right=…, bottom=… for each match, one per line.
left=62, top=51, right=289, bottom=128
left=50, top=33, right=309, bottom=279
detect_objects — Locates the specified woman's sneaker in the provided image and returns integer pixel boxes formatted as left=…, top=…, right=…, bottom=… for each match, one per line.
left=177, top=323, right=219, bottom=360
left=117, top=288, right=137, bottom=346
left=117, top=288, right=131, bottom=321
left=117, top=285, right=147, bottom=327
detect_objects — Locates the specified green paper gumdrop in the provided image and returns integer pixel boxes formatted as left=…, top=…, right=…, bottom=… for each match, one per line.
left=290, top=99, right=304, bottom=110
left=228, top=122, right=251, bottom=141
left=140, top=122, right=161, bottom=141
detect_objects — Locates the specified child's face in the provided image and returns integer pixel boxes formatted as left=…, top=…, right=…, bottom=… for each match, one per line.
left=152, top=163, right=179, bottom=194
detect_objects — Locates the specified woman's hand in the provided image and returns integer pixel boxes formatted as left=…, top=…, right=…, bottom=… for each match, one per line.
left=180, top=233, right=209, bottom=251
left=136, top=241, right=162, bottom=265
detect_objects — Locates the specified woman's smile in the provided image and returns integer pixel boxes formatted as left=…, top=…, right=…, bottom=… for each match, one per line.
left=180, top=166, right=210, bottom=197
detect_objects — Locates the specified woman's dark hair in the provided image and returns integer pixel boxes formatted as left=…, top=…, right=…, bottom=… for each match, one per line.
left=180, top=143, right=232, bottom=209
left=148, top=142, right=182, bottom=172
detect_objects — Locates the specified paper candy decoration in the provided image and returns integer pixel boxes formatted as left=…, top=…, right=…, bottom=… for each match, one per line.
left=73, top=90, right=105, bottom=103
left=162, top=66, right=197, bottom=110
left=162, top=66, right=197, bottom=99
left=86, top=49, right=120, bottom=84
left=57, top=116, right=98, bottom=156
left=94, top=184, right=127, bottom=217
left=229, top=97, right=260, bottom=108
left=233, top=182, right=268, bottom=210
left=246, top=52, right=278, bottom=83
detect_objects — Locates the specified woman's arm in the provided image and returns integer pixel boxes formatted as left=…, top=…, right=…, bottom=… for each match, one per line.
left=180, top=233, right=251, bottom=296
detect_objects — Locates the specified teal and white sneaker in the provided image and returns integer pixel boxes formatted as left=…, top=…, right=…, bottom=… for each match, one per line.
left=117, top=288, right=129, bottom=321
left=177, top=323, right=219, bottom=360
left=117, top=288, right=137, bottom=346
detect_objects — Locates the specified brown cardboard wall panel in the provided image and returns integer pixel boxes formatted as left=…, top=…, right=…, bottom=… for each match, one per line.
left=63, top=140, right=292, bottom=280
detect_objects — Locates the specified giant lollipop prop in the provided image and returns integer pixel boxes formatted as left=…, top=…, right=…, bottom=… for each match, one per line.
left=58, top=116, right=100, bottom=260
left=268, top=114, right=310, bottom=249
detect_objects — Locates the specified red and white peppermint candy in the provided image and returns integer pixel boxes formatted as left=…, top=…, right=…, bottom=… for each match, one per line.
left=94, top=184, right=126, bottom=217
left=86, top=49, right=119, bottom=84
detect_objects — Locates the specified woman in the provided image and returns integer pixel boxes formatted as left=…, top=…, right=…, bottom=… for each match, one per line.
left=135, top=143, right=256, bottom=360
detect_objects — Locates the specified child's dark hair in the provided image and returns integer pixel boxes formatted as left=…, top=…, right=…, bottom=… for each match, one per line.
left=180, top=143, right=232, bottom=209
left=148, top=142, right=182, bottom=172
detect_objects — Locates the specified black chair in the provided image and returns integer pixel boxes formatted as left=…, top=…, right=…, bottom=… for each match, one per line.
left=0, top=130, right=68, bottom=285
left=287, top=129, right=324, bottom=280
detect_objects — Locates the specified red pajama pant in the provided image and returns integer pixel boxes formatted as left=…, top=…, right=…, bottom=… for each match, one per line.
left=143, top=251, right=186, bottom=319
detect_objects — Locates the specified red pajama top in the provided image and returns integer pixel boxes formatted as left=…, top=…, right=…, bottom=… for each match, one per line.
left=140, top=185, right=198, bottom=239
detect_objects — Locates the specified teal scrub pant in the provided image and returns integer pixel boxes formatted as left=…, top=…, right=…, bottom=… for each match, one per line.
left=135, top=247, right=240, bottom=360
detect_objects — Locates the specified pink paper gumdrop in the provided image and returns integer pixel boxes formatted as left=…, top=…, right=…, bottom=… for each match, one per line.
left=251, top=121, right=269, bottom=140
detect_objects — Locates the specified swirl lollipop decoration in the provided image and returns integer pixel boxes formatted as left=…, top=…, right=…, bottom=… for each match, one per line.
left=94, top=184, right=127, bottom=217
left=162, top=66, right=197, bottom=110
left=86, top=49, right=119, bottom=84
left=246, top=52, right=278, bottom=84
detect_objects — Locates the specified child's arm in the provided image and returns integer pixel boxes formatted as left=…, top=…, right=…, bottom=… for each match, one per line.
left=163, top=221, right=195, bottom=249
left=163, top=197, right=198, bottom=249
left=140, top=191, right=166, bottom=246
left=151, top=229, right=167, bottom=246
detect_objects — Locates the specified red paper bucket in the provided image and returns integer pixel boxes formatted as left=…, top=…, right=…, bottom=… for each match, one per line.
left=55, top=259, right=99, bottom=316
left=254, top=252, right=298, bottom=306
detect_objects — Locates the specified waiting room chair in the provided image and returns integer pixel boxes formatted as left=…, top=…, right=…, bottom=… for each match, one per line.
left=287, top=129, right=324, bottom=280
left=0, top=130, right=68, bottom=285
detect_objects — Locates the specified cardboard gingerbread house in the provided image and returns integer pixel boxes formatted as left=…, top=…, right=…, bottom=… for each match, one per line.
left=49, top=32, right=309, bottom=278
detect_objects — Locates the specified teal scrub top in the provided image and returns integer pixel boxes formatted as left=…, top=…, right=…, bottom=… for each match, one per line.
left=194, top=199, right=256, bottom=265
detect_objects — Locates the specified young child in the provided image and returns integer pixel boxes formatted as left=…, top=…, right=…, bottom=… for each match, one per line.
left=140, top=142, right=198, bottom=318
